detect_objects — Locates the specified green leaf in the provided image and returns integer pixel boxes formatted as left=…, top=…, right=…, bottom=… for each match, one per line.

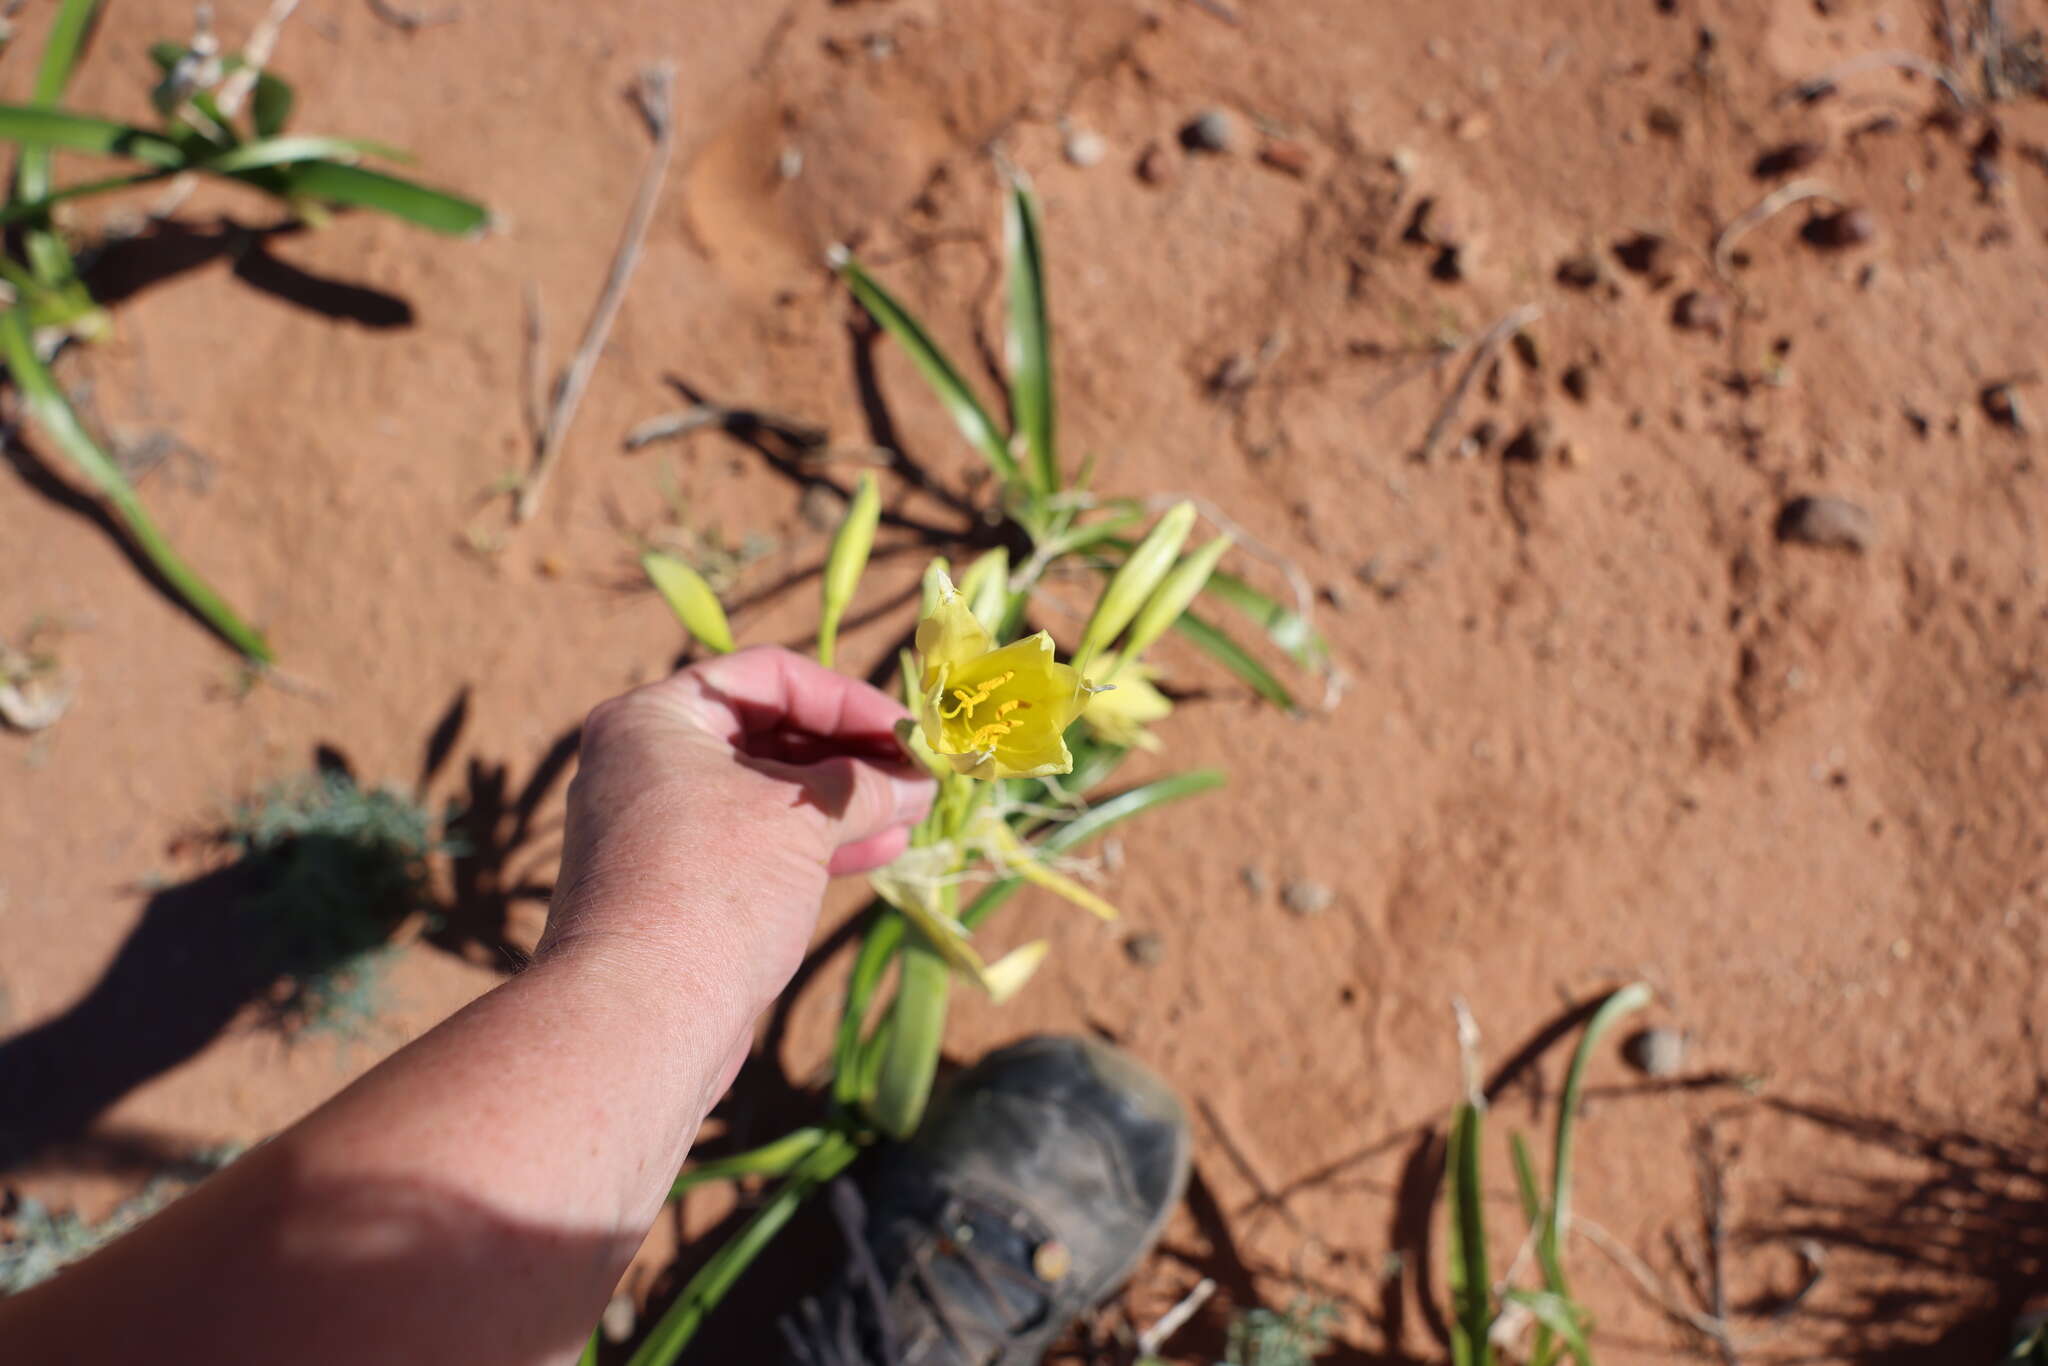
left=1202, top=567, right=1328, bottom=669
left=1446, top=1100, right=1495, bottom=1366
left=959, top=768, right=1225, bottom=932
left=1003, top=179, right=1056, bottom=496
left=0, top=104, right=187, bottom=166
left=270, top=159, right=489, bottom=236
left=0, top=169, right=178, bottom=226
left=0, top=309, right=273, bottom=662
left=669, top=1127, right=828, bottom=1199
left=1510, top=1132, right=1543, bottom=1228
left=201, top=135, right=409, bottom=174
left=577, top=1330, right=600, bottom=1366
left=1174, top=610, right=1297, bottom=711
left=1505, top=1291, right=1592, bottom=1366
left=627, top=1131, right=858, bottom=1365
left=30, top=1, right=100, bottom=110
left=868, top=940, right=950, bottom=1139
left=833, top=249, right=1017, bottom=486
left=18, top=1, right=106, bottom=293
left=251, top=71, right=295, bottom=139
left=831, top=903, right=904, bottom=1107
left=1541, top=983, right=1652, bottom=1291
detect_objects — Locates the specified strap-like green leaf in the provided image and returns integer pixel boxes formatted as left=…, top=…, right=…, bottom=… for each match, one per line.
left=0, top=104, right=186, bottom=166
left=1003, top=179, right=1056, bottom=495
left=834, top=250, right=1018, bottom=486
left=271, top=159, right=488, bottom=236
left=1174, top=610, right=1297, bottom=711
left=668, top=1127, right=828, bottom=1199
left=1202, top=567, right=1328, bottom=669
left=0, top=309, right=273, bottom=662
left=1447, top=1099, right=1495, bottom=1366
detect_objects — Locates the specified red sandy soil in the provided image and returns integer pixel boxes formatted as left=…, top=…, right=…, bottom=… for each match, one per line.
left=5, top=0, right=2048, bottom=1361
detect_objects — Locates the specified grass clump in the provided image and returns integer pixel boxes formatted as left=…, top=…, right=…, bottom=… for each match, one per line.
left=224, top=770, right=440, bottom=1035
left=1220, top=1300, right=1337, bottom=1366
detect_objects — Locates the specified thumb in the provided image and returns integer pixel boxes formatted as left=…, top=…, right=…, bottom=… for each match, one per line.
left=794, top=755, right=935, bottom=854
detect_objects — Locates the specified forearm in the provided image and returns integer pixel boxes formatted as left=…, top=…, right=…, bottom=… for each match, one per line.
left=0, top=934, right=752, bottom=1366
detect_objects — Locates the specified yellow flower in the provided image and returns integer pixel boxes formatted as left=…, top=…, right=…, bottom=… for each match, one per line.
left=1080, top=656, right=1173, bottom=752
left=915, top=575, right=1088, bottom=781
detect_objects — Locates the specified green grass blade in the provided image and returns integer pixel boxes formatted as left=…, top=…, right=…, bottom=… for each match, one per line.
left=1003, top=179, right=1056, bottom=495
left=1510, top=1132, right=1543, bottom=1227
left=201, top=135, right=408, bottom=174
left=669, top=1127, right=828, bottom=1199
left=268, top=159, right=488, bottom=236
left=1544, top=985, right=1652, bottom=1270
left=1174, top=610, right=1297, bottom=711
left=0, top=169, right=175, bottom=226
left=627, top=1131, right=858, bottom=1366
left=868, top=941, right=950, bottom=1139
left=1202, top=567, right=1328, bottom=670
left=0, top=309, right=272, bottom=662
left=833, top=249, right=1017, bottom=486
left=577, top=1330, right=600, bottom=1366
left=29, top=0, right=99, bottom=111
left=1447, top=1100, right=1495, bottom=1366
left=17, top=0, right=102, bottom=291
left=832, top=905, right=905, bottom=1106
left=1505, top=1291, right=1591, bottom=1366
left=959, top=768, right=1224, bottom=932
left=0, top=104, right=186, bottom=167
left=251, top=71, right=295, bottom=139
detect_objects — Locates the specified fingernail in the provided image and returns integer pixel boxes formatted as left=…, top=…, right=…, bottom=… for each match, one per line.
left=892, top=772, right=934, bottom=825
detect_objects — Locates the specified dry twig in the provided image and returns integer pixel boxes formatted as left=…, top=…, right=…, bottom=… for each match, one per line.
left=1135, top=1278, right=1216, bottom=1357
left=1415, top=304, right=1542, bottom=464
left=515, top=65, right=677, bottom=525
left=217, top=0, right=302, bottom=115
left=1783, top=50, right=1973, bottom=109
left=1711, top=179, right=1841, bottom=278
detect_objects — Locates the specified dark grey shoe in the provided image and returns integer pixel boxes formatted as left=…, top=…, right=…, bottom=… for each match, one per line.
left=780, top=1036, right=1191, bottom=1366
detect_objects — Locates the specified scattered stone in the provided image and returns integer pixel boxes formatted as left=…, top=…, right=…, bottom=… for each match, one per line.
left=799, top=482, right=841, bottom=530
left=1555, top=254, right=1602, bottom=289
left=1613, top=231, right=1669, bottom=277
left=1672, top=289, right=1728, bottom=333
left=1258, top=139, right=1312, bottom=177
left=1752, top=140, right=1824, bottom=179
left=1561, top=363, right=1592, bottom=402
left=1281, top=879, right=1335, bottom=916
left=1063, top=127, right=1106, bottom=168
left=1430, top=245, right=1465, bottom=283
left=1776, top=495, right=1875, bottom=552
left=1239, top=865, right=1270, bottom=897
left=1451, top=111, right=1492, bottom=142
left=1403, top=196, right=1461, bottom=248
left=1622, top=1027, right=1685, bottom=1078
left=1559, top=440, right=1589, bottom=468
left=1802, top=207, right=1876, bottom=249
left=1123, top=931, right=1165, bottom=967
left=1983, top=382, right=2030, bottom=432
left=1502, top=418, right=1552, bottom=463
left=1180, top=108, right=1235, bottom=154
left=602, top=1294, right=638, bottom=1345
left=1511, top=331, right=1542, bottom=371
left=1135, top=140, right=1173, bottom=186
left=1646, top=104, right=1684, bottom=137
left=1388, top=146, right=1419, bottom=177
left=776, top=146, right=804, bottom=181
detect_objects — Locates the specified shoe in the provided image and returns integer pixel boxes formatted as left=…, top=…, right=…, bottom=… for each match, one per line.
left=780, top=1035, right=1191, bottom=1365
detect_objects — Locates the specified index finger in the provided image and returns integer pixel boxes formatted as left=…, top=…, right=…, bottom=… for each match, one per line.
left=678, top=646, right=909, bottom=748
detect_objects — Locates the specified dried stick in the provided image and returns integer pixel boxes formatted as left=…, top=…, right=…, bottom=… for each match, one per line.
left=515, top=65, right=676, bottom=525
left=1135, top=1278, right=1216, bottom=1357
left=217, top=0, right=302, bottom=115
left=1415, top=304, right=1542, bottom=464
left=1575, top=1217, right=1742, bottom=1349
left=1783, top=50, right=1973, bottom=108
left=1711, top=179, right=1841, bottom=278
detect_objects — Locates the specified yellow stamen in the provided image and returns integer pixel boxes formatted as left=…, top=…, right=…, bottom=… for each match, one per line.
left=941, top=670, right=1016, bottom=719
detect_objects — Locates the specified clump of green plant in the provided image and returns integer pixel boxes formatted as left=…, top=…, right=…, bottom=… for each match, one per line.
left=1218, top=1300, right=1337, bottom=1366
left=0, top=1145, right=238, bottom=1295
left=617, top=177, right=1327, bottom=1364
left=1446, top=984, right=1651, bottom=1366
left=0, top=0, right=488, bottom=665
left=226, top=769, right=442, bottom=1034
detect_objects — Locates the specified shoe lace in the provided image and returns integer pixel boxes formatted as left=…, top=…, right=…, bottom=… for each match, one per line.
left=781, top=1178, right=1054, bottom=1366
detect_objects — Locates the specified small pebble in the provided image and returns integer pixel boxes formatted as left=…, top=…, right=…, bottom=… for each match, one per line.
left=1561, top=364, right=1592, bottom=402
left=1752, top=140, right=1824, bottom=179
left=1672, top=289, right=1728, bottom=333
left=1135, top=141, right=1173, bottom=186
left=1613, top=232, right=1669, bottom=277
left=1258, top=139, right=1312, bottom=177
left=1180, top=109, right=1235, bottom=154
left=1240, top=865, right=1270, bottom=897
left=1776, top=495, right=1875, bottom=552
left=602, top=1294, right=638, bottom=1344
left=1452, top=111, right=1492, bottom=141
left=1281, top=879, right=1335, bottom=916
left=1622, top=1027, right=1686, bottom=1078
left=1555, top=254, right=1602, bottom=289
left=1982, top=382, right=2029, bottom=432
left=1388, top=146, right=1419, bottom=177
left=799, top=482, right=841, bottom=530
left=1063, top=127, right=1106, bottom=168
left=1803, top=207, right=1876, bottom=249
left=1123, top=931, right=1165, bottom=967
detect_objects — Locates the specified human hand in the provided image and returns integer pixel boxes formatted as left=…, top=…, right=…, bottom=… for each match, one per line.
left=539, top=647, right=935, bottom=1017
